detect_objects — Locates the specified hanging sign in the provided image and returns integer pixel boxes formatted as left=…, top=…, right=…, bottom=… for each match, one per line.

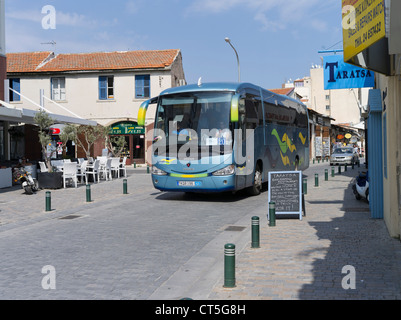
left=342, top=0, right=386, bottom=62
left=324, top=55, right=374, bottom=90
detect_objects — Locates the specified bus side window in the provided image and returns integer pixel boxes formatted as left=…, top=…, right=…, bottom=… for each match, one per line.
left=245, top=96, right=258, bottom=130
left=239, top=98, right=246, bottom=141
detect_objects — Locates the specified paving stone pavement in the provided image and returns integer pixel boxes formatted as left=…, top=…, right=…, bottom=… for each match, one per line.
left=209, top=165, right=401, bottom=300
left=1, top=163, right=401, bottom=300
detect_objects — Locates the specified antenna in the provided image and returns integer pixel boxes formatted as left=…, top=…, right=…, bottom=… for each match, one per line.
left=41, top=40, right=57, bottom=51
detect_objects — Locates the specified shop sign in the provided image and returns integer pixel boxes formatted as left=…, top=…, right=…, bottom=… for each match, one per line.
left=324, top=54, right=374, bottom=90
left=342, top=0, right=386, bottom=62
left=110, top=122, right=145, bottom=135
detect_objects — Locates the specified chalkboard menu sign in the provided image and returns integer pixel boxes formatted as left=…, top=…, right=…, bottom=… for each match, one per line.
left=268, top=171, right=303, bottom=220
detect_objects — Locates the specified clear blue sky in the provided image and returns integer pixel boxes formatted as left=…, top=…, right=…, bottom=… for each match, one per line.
left=4, top=0, right=343, bottom=90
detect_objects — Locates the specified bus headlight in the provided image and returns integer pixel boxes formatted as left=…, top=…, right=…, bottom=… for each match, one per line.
left=212, top=165, right=235, bottom=176
left=152, top=167, right=167, bottom=176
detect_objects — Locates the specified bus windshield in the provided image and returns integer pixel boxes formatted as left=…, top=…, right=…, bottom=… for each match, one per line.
left=154, top=91, right=234, bottom=149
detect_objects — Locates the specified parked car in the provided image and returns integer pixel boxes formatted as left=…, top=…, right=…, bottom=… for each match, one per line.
left=330, top=147, right=359, bottom=166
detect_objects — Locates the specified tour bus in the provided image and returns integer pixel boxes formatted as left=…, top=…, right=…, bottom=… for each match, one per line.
left=138, top=82, right=309, bottom=195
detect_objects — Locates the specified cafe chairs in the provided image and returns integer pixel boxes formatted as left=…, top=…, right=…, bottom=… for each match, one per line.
left=76, top=160, right=88, bottom=184
left=86, top=159, right=100, bottom=183
left=100, top=158, right=112, bottom=181
left=119, top=156, right=127, bottom=178
left=63, top=162, right=78, bottom=188
left=39, top=161, right=48, bottom=173
left=110, top=157, right=120, bottom=179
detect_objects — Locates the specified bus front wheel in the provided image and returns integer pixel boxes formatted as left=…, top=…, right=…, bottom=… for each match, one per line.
left=248, top=166, right=262, bottom=196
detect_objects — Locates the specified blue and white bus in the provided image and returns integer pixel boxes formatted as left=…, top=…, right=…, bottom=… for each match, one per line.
left=138, top=82, right=309, bottom=195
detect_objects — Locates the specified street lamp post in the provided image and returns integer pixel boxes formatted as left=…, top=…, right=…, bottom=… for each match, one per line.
left=225, top=37, right=241, bottom=83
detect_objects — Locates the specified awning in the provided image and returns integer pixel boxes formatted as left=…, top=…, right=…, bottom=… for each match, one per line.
left=0, top=101, right=97, bottom=126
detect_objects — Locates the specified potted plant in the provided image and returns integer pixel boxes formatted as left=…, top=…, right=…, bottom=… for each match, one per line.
left=34, top=110, right=63, bottom=189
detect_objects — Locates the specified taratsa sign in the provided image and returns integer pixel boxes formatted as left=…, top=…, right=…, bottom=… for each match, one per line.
left=324, top=54, right=374, bottom=90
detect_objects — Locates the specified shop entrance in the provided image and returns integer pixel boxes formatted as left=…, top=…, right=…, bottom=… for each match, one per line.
left=109, top=121, right=145, bottom=165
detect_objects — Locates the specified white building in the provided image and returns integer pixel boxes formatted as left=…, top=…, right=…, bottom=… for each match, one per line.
left=6, top=49, right=186, bottom=164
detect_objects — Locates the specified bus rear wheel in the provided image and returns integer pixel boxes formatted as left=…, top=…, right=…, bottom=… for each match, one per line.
left=248, top=166, right=262, bottom=196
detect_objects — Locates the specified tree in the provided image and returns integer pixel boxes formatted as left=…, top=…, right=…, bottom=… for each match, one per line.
left=104, top=126, right=127, bottom=157
left=34, top=110, right=55, bottom=172
left=59, top=124, right=76, bottom=158
left=73, top=125, right=105, bottom=158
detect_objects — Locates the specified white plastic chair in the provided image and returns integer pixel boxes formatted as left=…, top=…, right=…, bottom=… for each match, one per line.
left=110, top=157, right=120, bottom=179
left=39, top=161, right=48, bottom=173
left=76, top=160, right=87, bottom=183
left=63, top=162, right=78, bottom=188
left=86, top=159, right=100, bottom=183
left=119, top=156, right=127, bottom=178
left=100, top=158, right=112, bottom=181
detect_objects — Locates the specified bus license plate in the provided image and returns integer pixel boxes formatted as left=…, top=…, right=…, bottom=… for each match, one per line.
left=178, top=181, right=201, bottom=187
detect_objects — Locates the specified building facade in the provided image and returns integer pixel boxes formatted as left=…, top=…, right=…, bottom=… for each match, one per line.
left=6, top=50, right=186, bottom=164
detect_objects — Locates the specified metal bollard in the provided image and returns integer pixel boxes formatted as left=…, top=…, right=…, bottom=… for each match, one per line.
left=123, top=179, right=128, bottom=194
left=134, top=161, right=137, bottom=169
left=251, top=217, right=260, bottom=249
left=269, top=202, right=276, bottom=227
left=352, top=162, right=355, bottom=170
left=303, top=178, right=308, bottom=195
left=331, top=167, right=335, bottom=177
left=325, top=169, right=329, bottom=181
left=45, top=191, right=51, bottom=212
left=147, top=165, right=150, bottom=174
left=224, top=244, right=236, bottom=288
left=338, top=165, right=342, bottom=175
left=345, top=164, right=348, bottom=172
left=86, top=184, right=92, bottom=203
left=315, top=173, right=319, bottom=187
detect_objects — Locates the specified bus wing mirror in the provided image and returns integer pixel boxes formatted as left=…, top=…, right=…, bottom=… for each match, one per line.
left=138, top=100, right=150, bottom=127
left=231, top=94, right=240, bottom=123
left=138, top=97, right=158, bottom=126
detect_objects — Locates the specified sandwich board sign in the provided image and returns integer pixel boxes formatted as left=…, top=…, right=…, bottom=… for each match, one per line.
left=268, top=171, right=303, bottom=220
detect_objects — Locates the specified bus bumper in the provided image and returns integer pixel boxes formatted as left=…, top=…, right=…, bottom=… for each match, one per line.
left=152, top=174, right=236, bottom=193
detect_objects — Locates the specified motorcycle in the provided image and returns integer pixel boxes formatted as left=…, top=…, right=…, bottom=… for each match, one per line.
left=352, top=171, right=369, bottom=202
left=13, top=167, right=40, bottom=195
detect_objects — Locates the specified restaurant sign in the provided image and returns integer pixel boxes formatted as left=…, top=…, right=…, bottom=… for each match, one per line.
left=109, top=122, right=145, bottom=135
left=342, top=0, right=386, bottom=62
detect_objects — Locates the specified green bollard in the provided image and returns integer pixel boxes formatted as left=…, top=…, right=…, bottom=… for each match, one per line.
left=338, top=165, right=342, bottom=175
left=303, top=178, right=308, bottom=195
left=134, top=161, right=137, bottom=169
left=331, top=167, right=335, bottom=178
left=224, top=244, right=236, bottom=288
left=123, top=179, right=128, bottom=194
left=147, top=165, right=150, bottom=174
left=313, top=159, right=315, bottom=164
left=269, top=202, right=276, bottom=227
left=45, top=191, right=51, bottom=212
left=86, top=184, right=92, bottom=203
left=325, top=169, right=329, bottom=181
left=251, top=217, right=260, bottom=249
left=315, top=173, right=319, bottom=187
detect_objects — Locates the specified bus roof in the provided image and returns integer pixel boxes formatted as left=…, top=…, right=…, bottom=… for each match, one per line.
left=160, top=82, right=258, bottom=96
left=159, top=82, right=305, bottom=108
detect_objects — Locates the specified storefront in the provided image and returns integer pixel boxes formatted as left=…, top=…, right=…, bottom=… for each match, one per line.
left=109, top=121, right=145, bottom=165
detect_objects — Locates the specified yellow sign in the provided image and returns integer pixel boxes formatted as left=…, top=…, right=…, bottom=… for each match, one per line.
left=342, top=0, right=386, bottom=61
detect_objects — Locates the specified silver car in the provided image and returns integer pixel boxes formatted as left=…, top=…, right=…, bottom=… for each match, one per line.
left=330, top=147, right=359, bottom=166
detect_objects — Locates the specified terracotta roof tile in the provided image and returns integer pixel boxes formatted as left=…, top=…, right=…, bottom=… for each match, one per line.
left=7, top=51, right=53, bottom=73
left=7, top=49, right=180, bottom=73
left=269, top=88, right=294, bottom=96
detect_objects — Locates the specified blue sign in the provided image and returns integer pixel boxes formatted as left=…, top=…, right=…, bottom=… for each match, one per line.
left=324, top=55, right=374, bottom=90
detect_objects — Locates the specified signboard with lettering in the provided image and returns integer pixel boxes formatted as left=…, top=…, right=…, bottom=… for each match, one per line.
left=109, top=122, right=145, bottom=135
left=324, top=55, right=374, bottom=90
left=268, top=171, right=303, bottom=220
left=342, top=0, right=386, bottom=62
